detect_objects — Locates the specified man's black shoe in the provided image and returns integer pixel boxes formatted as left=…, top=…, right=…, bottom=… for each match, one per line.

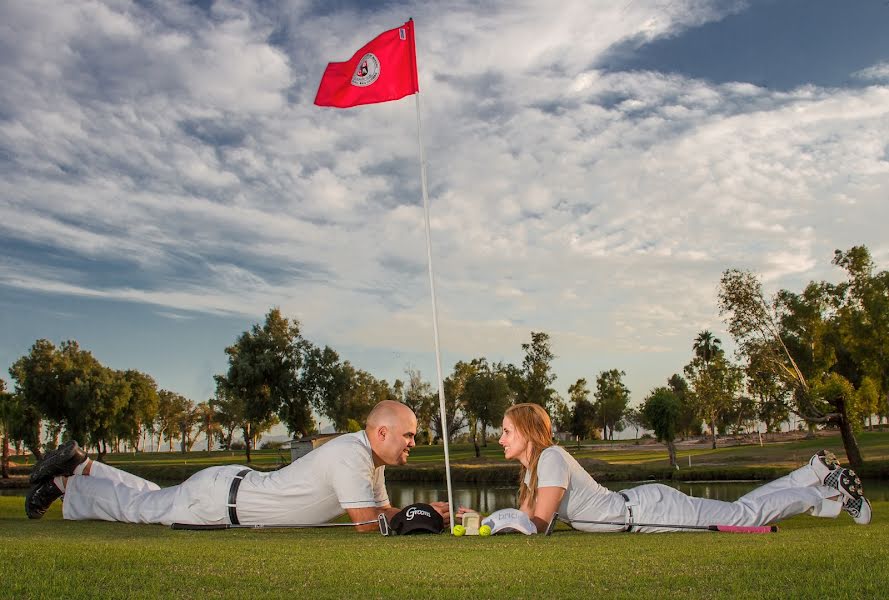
left=25, top=480, right=64, bottom=519
left=29, top=440, right=88, bottom=484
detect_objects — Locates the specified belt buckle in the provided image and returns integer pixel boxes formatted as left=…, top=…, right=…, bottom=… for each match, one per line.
left=620, top=491, right=634, bottom=532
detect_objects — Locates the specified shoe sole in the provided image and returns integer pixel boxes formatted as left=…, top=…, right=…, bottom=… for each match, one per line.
left=825, top=468, right=864, bottom=501
left=817, top=450, right=840, bottom=470
left=810, top=450, right=841, bottom=484
left=844, top=496, right=872, bottom=525
left=29, top=440, right=82, bottom=484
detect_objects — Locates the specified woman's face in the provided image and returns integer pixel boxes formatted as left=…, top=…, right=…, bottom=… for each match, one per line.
left=499, top=415, right=530, bottom=463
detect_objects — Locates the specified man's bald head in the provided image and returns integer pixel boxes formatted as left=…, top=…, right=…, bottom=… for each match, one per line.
left=366, top=401, right=417, bottom=467
left=366, top=400, right=416, bottom=430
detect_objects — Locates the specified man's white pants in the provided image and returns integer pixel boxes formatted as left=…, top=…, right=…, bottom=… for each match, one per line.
left=62, top=462, right=245, bottom=526
left=621, top=463, right=844, bottom=533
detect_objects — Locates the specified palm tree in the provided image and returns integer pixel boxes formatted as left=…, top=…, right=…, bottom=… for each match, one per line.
left=693, top=330, right=723, bottom=364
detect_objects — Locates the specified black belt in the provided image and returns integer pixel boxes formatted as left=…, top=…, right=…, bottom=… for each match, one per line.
left=620, top=492, right=634, bottom=532
left=227, top=469, right=252, bottom=525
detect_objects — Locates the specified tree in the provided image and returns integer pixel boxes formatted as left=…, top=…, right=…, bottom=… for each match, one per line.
left=515, top=332, right=557, bottom=409
left=9, top=340, right=141, bottom=459
left=744, top=345, right=790, bottom=433
left=195, top=402, right=220, bottom=451
left=113, top=370, right=159, bottom=452
left=857, top=377, right=880, bottom=430
left=831, top=246, right=889, bottom=432
left=347, top=370, right=393, bottom=428
left=210, top=389, right=243, bottom=450
left=621, top=407, right=645, bottom=439
left=215, top=308, right=307, bottom=461
left=667, top=374, right=700, bottom=438
left=246, top=414, right=280, bottom=450
left=593, top=370, right=630, bottom=441
left=684, top=351, right=742, bottom=449
left=719, top=250, right=889, bottom=468
left=434, top=364, right=469, bottom=444
left=178, top=399, right=201, bottom=452
left=569, top=398, right=597, bottom=447
left=567, top=378, right=597, bottom=444
left=0, top=378, right=17, bottom=478
left=463, top=360, right=511, bottom=457
left=642, top=387, right=681, bottom=468
left=304, top=346, right=352, bottom=432
left=8, top=339, right=62, bottom=459
left=693, top=330, right=723, bottom=363
left=549, top=395, right=573, bottom=434
left=156, top=390, right=187, bottom=452
left=723, top=394, right=758, bottom=434
left=401, top=368, right=435, bottom=444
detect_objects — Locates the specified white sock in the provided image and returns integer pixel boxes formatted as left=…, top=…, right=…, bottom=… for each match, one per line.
left=73, top=458, right=90, bottom=476
left=53, top=476, right=66, bottom=492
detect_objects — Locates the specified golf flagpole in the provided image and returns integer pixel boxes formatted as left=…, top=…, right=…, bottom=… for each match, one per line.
left=414, top=89, right=455, bottom=532
left=313, top=18, right=455, bottom=530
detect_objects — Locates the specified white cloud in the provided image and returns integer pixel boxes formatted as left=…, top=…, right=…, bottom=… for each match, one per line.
left=853, top=61, right=889, bottom=82
left=2, top=0, right=888, bottom=403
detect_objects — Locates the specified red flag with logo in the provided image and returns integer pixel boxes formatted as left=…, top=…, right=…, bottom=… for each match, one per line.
left=314, top=20, right=419, bottom=108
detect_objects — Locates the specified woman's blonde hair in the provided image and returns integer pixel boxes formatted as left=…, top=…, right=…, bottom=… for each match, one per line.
left=504, top=403, right=554, bottom=510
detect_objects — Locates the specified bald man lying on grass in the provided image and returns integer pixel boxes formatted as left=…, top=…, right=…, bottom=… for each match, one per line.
left=26, top=401, right=449, bottom=532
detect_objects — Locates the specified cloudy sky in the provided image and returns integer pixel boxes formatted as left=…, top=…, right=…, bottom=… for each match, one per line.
left=2, top=0, right=888, bottom=431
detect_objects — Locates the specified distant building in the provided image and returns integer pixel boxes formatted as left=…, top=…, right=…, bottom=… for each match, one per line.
left=283, top=433, right=344, bottom=462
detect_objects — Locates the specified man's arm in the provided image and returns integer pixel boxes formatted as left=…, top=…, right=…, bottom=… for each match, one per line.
left=346, top=505, right=401, bottom=533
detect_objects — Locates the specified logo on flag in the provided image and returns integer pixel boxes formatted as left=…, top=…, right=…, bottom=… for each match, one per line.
left=351, top=53, right=381, bottom=87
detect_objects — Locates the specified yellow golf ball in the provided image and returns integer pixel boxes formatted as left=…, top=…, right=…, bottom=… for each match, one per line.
left=479, top=525, right=491, bottom=537
left=452, top=525, right=466, bottom=537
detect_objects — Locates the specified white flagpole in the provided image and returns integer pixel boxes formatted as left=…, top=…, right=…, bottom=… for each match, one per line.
left=414, top=90, right=455, bottom=532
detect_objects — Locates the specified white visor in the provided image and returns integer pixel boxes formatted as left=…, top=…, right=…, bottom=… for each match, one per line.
left=482, top=509, right=537, bottom=535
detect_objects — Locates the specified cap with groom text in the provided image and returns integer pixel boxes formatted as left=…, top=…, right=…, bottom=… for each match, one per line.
left=389, top=503, right=444, bottom=535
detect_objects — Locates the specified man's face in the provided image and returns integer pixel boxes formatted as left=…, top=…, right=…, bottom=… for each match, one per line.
left=374, top=413, right=418, bottom=466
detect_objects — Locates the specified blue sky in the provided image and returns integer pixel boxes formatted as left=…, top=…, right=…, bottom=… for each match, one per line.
left=2, top=0, right=888, bottom=438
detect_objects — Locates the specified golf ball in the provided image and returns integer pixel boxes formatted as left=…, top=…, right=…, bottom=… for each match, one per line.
left=452, top=525, right=466, bottom=537
left=479, top=525, right=491, bottom=537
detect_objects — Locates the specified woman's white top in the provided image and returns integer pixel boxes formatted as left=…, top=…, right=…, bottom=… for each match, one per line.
left=528, top=445, right=627, bottom=531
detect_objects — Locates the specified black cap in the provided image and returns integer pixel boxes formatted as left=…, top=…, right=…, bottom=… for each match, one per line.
left=389, top=503, right=444, bottom=535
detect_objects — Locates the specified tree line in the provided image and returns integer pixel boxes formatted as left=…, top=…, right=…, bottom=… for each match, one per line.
left=2, top=245, right=885, bottom=474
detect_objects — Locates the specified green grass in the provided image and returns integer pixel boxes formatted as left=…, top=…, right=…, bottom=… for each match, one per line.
left=2, top=496, right=886, bottom=599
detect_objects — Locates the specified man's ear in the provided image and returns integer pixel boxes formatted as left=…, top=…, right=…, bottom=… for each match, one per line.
left=375, top=425, right=388, bottom=441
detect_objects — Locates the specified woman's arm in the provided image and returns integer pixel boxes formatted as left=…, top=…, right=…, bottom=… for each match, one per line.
left=521, top=486, right=565, bottom=533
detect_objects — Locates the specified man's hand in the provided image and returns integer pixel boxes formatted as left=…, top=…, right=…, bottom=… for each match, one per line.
left=428, top=501, right=451, bottom=526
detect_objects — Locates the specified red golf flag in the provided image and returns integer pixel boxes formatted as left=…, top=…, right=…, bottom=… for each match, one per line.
left=314, top=20, right=419, bottom=108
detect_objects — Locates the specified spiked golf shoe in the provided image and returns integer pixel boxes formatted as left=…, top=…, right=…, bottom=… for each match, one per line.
left=824, top=467, right=871, bottom=525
